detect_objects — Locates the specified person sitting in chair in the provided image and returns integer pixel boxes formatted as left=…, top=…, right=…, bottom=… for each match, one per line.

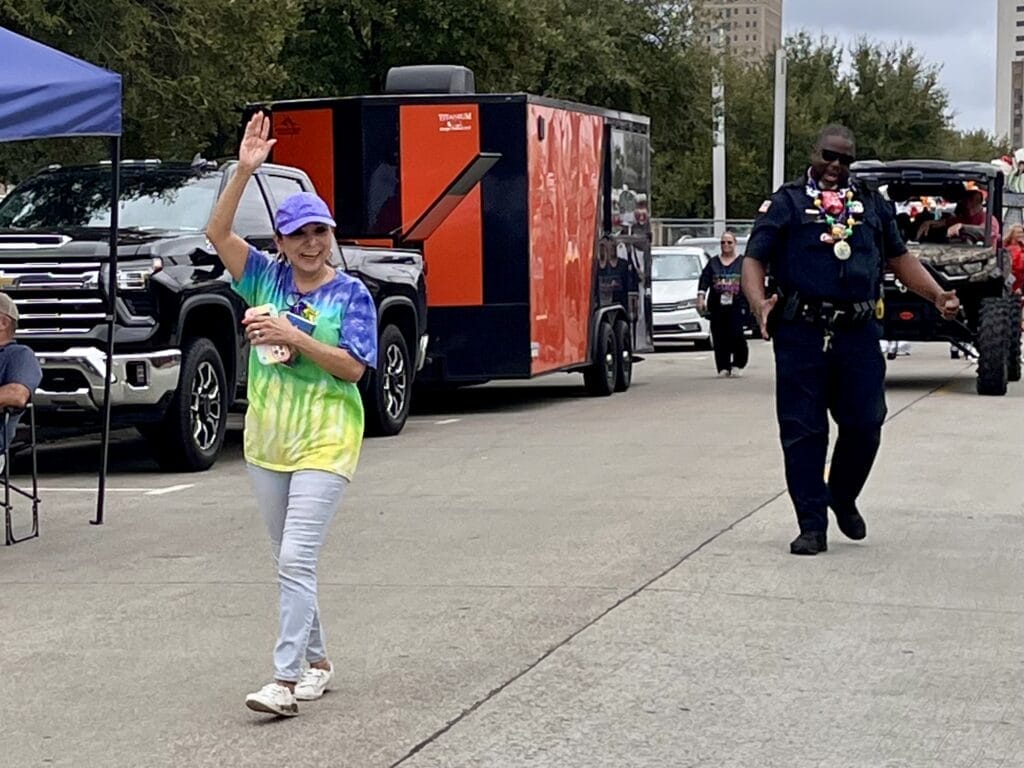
left=0, top=294, right=41, bottom=472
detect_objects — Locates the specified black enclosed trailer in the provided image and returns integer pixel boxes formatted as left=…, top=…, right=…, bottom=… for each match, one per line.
left=258, top=66, right=652, bottom=396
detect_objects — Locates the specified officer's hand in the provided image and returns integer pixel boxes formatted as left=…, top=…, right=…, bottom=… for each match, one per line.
left=755, top=295, right=778, bottom=340
left=935, top=289, right=959, bottom=320
left=696, top=297, right=707, bottom=316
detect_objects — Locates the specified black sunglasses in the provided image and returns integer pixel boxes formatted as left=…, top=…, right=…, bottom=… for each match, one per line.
left=821, top=148, right=855, bottom=166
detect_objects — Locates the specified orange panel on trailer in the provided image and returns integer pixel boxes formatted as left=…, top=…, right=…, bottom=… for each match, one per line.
left=528, top=105, right=603, bottom=374
left=399, top=104, right=483, bottom=307
left=271, top=109, right=336, bottom=215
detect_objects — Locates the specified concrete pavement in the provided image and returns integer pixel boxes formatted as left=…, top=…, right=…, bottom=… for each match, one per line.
left=1, top=341, right=1021, bottom=767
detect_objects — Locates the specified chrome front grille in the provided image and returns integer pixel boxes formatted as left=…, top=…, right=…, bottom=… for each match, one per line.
left=0, top=261, right=107, bottom=336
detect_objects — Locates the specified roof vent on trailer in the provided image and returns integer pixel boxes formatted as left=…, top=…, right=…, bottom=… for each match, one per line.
left=384, top=65, right=476, bottom=95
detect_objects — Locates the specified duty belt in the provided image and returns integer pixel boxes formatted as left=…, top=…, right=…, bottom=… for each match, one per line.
left=781, top=295, right=878, bottom=329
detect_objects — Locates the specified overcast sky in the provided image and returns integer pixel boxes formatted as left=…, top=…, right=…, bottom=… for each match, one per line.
left=783, top=0, right=994, bottom=134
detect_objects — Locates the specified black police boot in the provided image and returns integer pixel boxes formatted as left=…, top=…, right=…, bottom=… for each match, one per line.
left=790, top=531, right=827, bottom=555
left=832, top=504, right=867, bottom=540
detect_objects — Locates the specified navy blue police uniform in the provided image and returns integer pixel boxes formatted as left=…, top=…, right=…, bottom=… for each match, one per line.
left=745, top=176, right=907, bottom=534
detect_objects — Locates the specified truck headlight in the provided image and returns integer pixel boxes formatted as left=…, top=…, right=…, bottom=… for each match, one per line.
left=116, top=258, right=163, bottom=291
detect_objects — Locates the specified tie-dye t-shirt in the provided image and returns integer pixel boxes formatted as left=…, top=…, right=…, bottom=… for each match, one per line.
left=232, top=246, right=377, bottom=479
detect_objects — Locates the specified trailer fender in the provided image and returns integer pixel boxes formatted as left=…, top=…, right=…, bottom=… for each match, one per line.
left=589, top=305, right=626, bottom=361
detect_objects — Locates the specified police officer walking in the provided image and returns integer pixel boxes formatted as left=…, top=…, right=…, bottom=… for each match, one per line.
left=742, top=124, right=960, bottom=555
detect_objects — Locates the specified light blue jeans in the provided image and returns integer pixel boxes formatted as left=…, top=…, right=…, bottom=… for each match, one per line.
left=247, top=465, right=348, bottom=682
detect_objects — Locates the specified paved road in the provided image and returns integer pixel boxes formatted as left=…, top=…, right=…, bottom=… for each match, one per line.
left=2, top=341, right=1021, bottom=767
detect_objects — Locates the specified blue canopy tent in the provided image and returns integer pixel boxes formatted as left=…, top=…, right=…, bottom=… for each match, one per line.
left=0, top=26, right=123, bottom=525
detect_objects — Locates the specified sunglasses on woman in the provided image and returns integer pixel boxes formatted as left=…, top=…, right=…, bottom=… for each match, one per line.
left=821, top=148, right=855, bottom=166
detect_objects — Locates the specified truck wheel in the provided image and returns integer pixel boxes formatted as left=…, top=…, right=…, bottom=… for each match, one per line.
left=584, top=320, right=617, bottom=397
left=976, top=297, right=1010, bottom=396
left=1008, top=295, right=1022, bottom=383
left=363, top=324, right=411, bottom=436
left=613, top=319, right=633, bottom=392
left=145, top=338, right=228, bottom=471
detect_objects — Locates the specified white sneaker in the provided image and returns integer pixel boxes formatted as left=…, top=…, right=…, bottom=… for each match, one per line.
left=731, top=369, right=744, bottom=378
left=245, top=683, right=298, bottom=716
left=295, top=663, right=334, bottom=701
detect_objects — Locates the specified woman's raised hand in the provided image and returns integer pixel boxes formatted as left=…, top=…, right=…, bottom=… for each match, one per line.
left=238, top=111, right=276, bottom=173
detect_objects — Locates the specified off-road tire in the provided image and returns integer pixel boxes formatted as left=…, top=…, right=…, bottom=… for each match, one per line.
left=584, top=320, right=617, bottom=397
left=976, top=297, right=1010, bottom=396
left=363, top=324, right=411, bottom=436
left=613, top=319, right=633, bottom=392
left=1008, top=295, right=1022, bottom=383
left=144, top=338, right=228, bottom=471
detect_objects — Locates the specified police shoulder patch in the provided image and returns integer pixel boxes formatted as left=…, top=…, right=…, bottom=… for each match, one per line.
left=758, top=199, right=772, bottom=214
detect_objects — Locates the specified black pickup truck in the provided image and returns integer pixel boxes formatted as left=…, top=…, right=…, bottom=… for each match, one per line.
left=0, top=159, right=427, bottom=469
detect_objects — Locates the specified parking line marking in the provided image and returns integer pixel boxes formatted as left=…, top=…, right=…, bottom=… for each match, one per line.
left=37, top=484, right=196, bottom=495
left=434, top=418, right=461, bottom=425
left=145, top=484, right=195, bottom=496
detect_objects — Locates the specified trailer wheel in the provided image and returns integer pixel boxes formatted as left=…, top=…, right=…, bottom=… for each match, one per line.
left=976, top=297, right=1010, bottom=396
left=584, top=320, right=617, bottom=397
left=613, top=319, right=633, bottom=392
left=1007, top=295, right=1022, bottom=383
left=143, top=337, right=227, bottom=471
left=363, top=324, right=411, bottom=436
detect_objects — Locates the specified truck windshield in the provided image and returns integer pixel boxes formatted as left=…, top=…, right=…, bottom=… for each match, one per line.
left=0, top=168, right=221, bottom=232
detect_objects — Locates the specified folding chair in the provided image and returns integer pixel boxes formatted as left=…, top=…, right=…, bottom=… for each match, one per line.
left=3, top=404, right=40, bottom=546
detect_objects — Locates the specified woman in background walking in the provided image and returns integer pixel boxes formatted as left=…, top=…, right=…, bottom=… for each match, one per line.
left=697, top=231, right=749, bottom=377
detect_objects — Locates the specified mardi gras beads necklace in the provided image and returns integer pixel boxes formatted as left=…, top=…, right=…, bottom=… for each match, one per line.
left=805, top=175, right=864, bottom=261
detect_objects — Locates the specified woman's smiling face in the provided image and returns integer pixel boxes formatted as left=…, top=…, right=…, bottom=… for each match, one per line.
left=275, top=223, right=333, bottom=278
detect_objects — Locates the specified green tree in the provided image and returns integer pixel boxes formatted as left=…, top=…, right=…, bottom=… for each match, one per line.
left=939, top=129, right=1012, bottom=163
left=836, top=39, right=949, bottom=161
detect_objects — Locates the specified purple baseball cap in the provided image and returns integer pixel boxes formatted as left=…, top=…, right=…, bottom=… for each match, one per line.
left=274, top=192, right=336, bottom=235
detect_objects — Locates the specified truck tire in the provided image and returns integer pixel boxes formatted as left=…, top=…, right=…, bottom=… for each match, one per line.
left=613, top=319, right=633, bottom=392
left=1008, top=295, right=1022, bottom=383
left=584, top=320, right=617, bottom=397
left=363, top=324, right=411, bottom=436
left=145, top=338, right=228, bottom=471
left=976, top=297, right=1010, bottom=396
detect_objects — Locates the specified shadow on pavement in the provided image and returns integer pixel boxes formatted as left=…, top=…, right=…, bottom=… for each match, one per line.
left=884, top=374, right=974, bottom=394
left=411, top=380, right=593, bottom=417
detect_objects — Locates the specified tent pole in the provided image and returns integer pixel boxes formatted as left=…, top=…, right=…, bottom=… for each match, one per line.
left=92, top=137, right=120, bottom=526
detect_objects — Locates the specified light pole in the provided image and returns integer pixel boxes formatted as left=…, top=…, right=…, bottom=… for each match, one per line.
left=711, top=25, right=727, bottom=238
left=772, top=47, right=788, bottom=191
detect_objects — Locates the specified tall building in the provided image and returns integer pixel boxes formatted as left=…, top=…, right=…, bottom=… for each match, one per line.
left=701, top=0, right=783, bottom=64
left=996, top=0, right=1024, bottom=146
